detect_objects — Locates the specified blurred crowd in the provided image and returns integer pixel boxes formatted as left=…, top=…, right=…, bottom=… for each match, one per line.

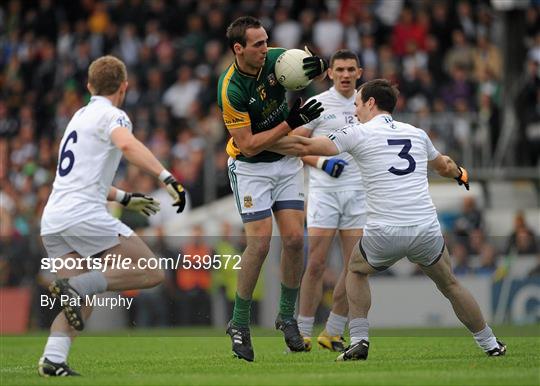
left=1, top=0, right=539, bottom=328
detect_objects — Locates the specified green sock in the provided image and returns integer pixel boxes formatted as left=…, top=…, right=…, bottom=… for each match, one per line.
left=279, top=283, right=299, bottom=320
left=232, top=293, right=252, bottom=327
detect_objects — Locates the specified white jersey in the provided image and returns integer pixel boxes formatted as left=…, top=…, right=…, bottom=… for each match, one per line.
left=41, top=96, right=132, bottom=235
left=303, top=87, right=363, bottom=192
left=330, top=114, right=440, bottom=226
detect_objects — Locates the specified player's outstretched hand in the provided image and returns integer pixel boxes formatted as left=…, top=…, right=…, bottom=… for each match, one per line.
left=321, top=158, right=348, bottom=178
left=121, top=192, right=161, bottom=216
left=286, top=98, right=324, bottom=129
left=303, top=46, right=328, bottom=80
left=163, top=176, right=186, bottom=213
left=455, top=166, right=469, bottom=190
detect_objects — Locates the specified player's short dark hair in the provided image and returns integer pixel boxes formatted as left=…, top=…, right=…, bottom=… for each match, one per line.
left=226, top=16, right=262, bottom=53
left=329, top=49, right=360, bottom=68
left=358, top=79, right=399, bottom=113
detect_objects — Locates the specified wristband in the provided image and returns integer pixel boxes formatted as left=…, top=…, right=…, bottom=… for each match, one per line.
left=316, top=157, right=327, bottom=169
left=159, top=170, right=173, bottom=183
left=115, top=189, right=127, bottom=203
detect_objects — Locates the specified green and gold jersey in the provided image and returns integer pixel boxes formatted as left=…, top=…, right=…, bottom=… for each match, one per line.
left=217, top=47, right=288, bottom=163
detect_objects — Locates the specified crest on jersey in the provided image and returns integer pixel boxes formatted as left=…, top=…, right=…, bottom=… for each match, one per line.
left=243, top=195, right=253, bottom=208
left=267, top=73, right=277, bottom=86
left=116, top=115, right=132, bottom=129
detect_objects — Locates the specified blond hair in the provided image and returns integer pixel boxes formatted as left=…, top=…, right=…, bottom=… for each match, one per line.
left=88, top=55, right=127, bottom=95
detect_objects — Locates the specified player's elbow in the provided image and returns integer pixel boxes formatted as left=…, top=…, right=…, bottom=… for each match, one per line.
left=237, top=140, right=262, bottom=158
left=238, top=145, right=259, bottom=158
left=115, top=138, right=137, bottom=154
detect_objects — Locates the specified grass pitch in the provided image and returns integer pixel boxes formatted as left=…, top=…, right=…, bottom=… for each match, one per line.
left=1, top=325, right=538, bottom=386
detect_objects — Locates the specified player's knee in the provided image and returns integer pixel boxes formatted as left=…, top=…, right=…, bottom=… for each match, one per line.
left=437, top=276, right=460, bottom=298
left=282, top=234, right=304, bottom=254
left=305, top=258, right=326, bottom=279
left=332, top=288, right=347, bottom=304
left=246, top=239, right=271, bottom=259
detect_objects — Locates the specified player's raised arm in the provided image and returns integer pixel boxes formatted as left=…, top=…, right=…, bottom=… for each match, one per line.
left=111, top=127, right=186, bottom=212
left=428, top=155, right=470, bottom=190
left=228, top=98, right=323, bottom=157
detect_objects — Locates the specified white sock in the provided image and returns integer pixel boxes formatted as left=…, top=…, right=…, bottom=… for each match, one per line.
left=69, top=271, right=107, bottom=297
left=43, top=333, right=71, bottom=363
left=473, top=325, right=498, bottom=352
left=325, top=312, right=348, bottom=336
left=297, top=315, right=315, bottom=337
left=349, top=317, right=369, bottom=345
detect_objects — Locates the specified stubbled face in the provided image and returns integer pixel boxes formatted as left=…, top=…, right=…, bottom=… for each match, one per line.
left=237, top=27, right=268, bottom=72
left=354, top=89, right=372, bottom=123
left=328, top=58, right=362, bottom=97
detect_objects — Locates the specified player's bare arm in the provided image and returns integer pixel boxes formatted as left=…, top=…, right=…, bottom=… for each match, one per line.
left=228, top=122, right=291, bottom=158
left=111, top=126, right=186, bottom=212
left=229, top=98, right=323, bottom=157
left=291, top=127, right=348, bottom=178
left=429, top=154, right=470, bottom=190
left=269, top=135, right=339, bottom=157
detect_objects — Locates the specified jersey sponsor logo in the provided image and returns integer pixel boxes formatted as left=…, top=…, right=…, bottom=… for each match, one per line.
left=243, top=195, right=253, bottom=208
left=323, top=114, right=337, bottom=120
left=249, top=97, right=256, bottom=105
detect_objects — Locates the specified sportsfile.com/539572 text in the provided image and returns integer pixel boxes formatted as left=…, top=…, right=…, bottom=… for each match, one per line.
left=41, top=254, right=242, bottom=273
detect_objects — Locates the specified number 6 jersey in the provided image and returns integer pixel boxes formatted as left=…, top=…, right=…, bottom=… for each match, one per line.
left=41, top=96, right=132, bottom=235
left=329, top=114, right=440, bottom=226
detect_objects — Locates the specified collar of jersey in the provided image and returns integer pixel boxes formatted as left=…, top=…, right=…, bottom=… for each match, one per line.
left=234, top=59, right=262, bottom=80
left=368, top=113, right=393, bottom=124
left=330, top=86, right=356, bottom=102
left=89, top=95, right=113, bottom=105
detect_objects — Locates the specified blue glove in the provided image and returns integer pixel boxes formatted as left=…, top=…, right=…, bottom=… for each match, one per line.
left=320, top=158, right=348, bottom=178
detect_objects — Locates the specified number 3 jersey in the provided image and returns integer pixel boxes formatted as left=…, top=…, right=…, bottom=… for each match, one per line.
left=303, top=87, right=363, bottom=192
left=41, top=96, right=132, bottom=235
left=329, top=114, right=440, bottom=226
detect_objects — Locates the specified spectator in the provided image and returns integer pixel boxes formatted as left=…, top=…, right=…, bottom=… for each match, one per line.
left=454, top=196, right=483, bottom=240
left=506, top=212, right=538, bottom=255
left=391, top=7, right=427, bottom=57
left=271, top=7, right=301, bottom=49
left=444, top=29, right=475, bottom=77
left=472, top=33, right=502, bottom=81
left=475, top=244, right=499, bottom=276
left=172, top=225, right=213, bottom=325
left=452, top=243, right=472, bottom=275
left=162, top=65, right=201, bottom=124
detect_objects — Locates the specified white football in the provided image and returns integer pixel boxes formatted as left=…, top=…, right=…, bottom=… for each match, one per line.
left=275, top=49, right=312, bottom=91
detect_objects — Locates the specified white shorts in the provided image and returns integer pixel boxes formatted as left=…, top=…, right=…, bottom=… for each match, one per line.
left=41, top=215, right=134, bottom=260
left=227, top=156, right=304, bottom=223
left=354, top=217, right=445, bottom=271
left=307, top=190, right=366, bottom=230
